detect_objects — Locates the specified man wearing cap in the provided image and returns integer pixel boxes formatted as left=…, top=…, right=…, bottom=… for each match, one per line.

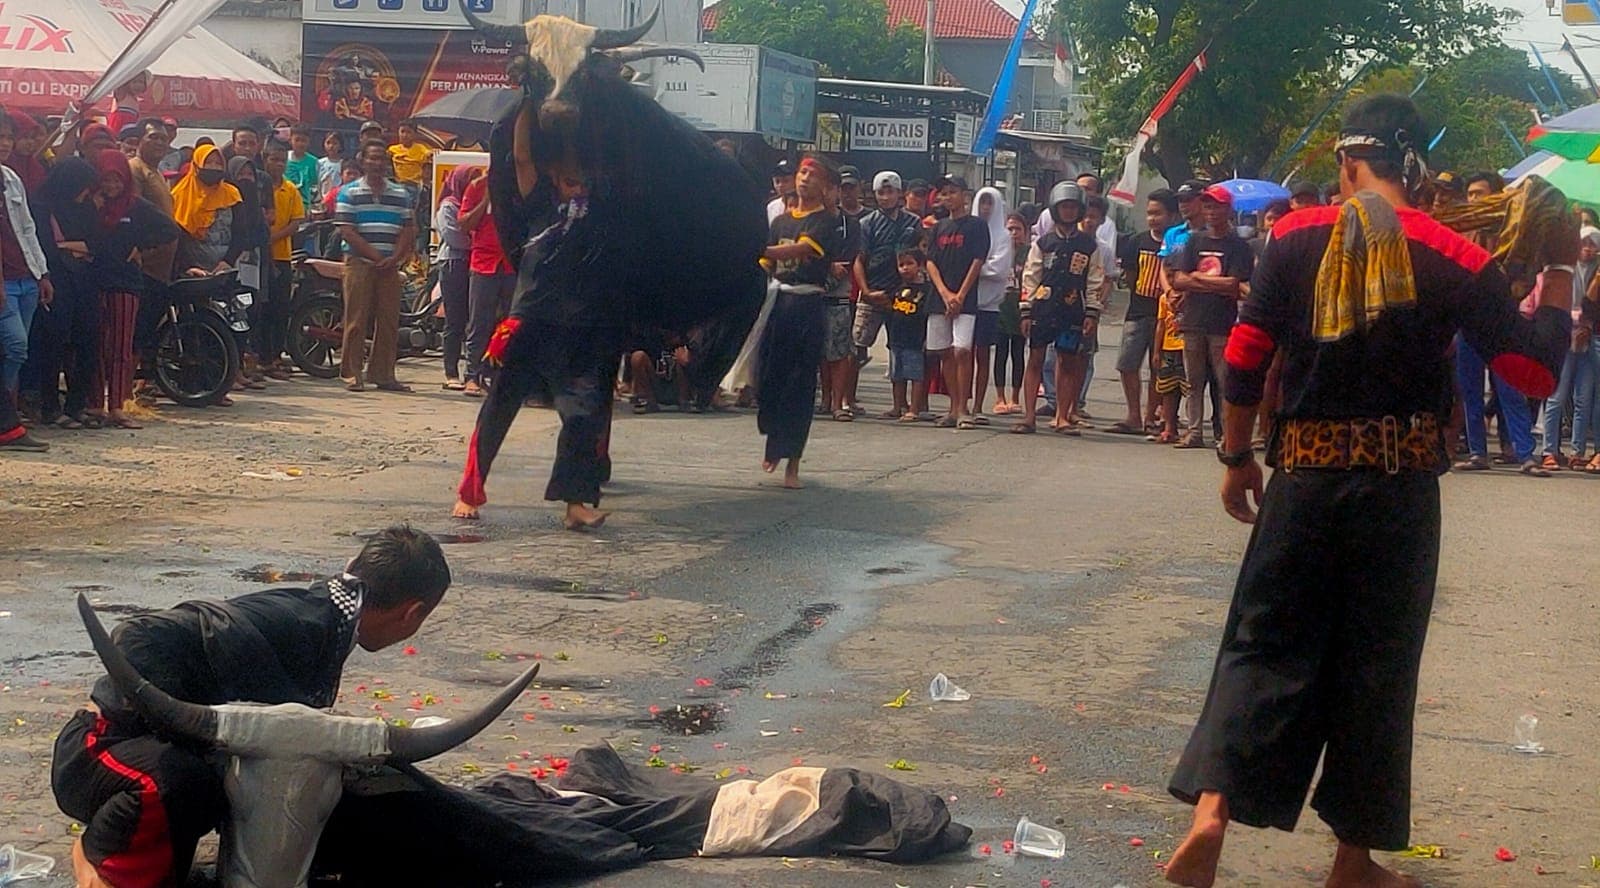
left=1170, top=184, right=1254, bottom=449
left=359, top=119, right=387, bottom=152
left=1429, top=170, right=1464, bottom=216
left=768, top=159, right=797, bottom=225
left=1288, top=180, right=1322, bottom=211
left=1164, top=94, right=1576, bottom=888
left=852, top=171, right=921, bottom=415
left=904, top=179, right=932, bottom=227
left=837, top=166, right=868, bottom=221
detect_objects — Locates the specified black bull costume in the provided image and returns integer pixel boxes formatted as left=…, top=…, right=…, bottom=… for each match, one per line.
left=69, top=591, right=969, bottom=887
left=454, top=4, right=768, bottom=510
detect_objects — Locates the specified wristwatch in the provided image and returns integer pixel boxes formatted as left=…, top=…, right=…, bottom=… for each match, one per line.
left=1217, top=446, right=1254, bottom=468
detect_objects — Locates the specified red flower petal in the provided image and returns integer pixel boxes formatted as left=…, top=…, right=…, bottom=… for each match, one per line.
left=1002, top=840, right=1016, bottom=854
left=791, top=757, right=804, bottom=766
left=694, top=678, right=714, bottom=687
left=1102, top=782, right=1116, bottom=791
left=1130, top=837, right=1145, bottom=847
left=1029, top=755, right=1041, bottom=765
left=402, top=646, right=417, bottom=656
left=979, top=844, right=992, bottom=856
left=649, top=745, right=662, bottom=754
left=648, top=705, right=661, bottom=715
left=1119, top=784, right=1131, bottom=793
left=712, top=742, right=728, bottom=750
left=1496, top=847, right=1516, bottom=862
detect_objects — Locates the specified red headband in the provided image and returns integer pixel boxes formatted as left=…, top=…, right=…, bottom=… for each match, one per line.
left=798, top=157, right=836, bottom=183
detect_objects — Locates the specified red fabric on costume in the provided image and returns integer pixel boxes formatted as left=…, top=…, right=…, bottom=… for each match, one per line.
left=458, top=428, right=487, bottom=507
left=1225, top=323, right=1275, bottom=371
left=86, top=715, right=172, bottom=888
left=1490, top=353, right=1558, bottom=400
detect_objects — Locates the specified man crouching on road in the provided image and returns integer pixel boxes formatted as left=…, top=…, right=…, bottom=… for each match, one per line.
left=52, top=526, right=451, bottom=888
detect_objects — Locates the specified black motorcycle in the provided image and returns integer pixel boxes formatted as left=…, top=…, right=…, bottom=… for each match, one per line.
left=285, top=244, right=444, bottom=379
left=149, top=270, right=252, bottom=407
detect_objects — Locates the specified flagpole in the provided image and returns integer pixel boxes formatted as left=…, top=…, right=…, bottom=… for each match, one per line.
left=1562, top=36, right=1600, bottom=101
left=923, top=0, right=936, bottom=85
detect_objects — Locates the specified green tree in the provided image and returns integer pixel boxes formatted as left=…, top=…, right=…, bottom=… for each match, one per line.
left=1279, top=44, right=1585, bottom=185
left=708, top=0, right=925, bottom=82
left=1059, top=0, right=1509, bottom=180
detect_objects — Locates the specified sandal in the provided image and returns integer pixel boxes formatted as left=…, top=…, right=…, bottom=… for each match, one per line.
left=971, top=415, right=990, bottom=426
left=54, top=414, right=84, bottom=430
left=956, top=418, right=977, bottom=430
left=345, top=382, right=365, bottom=392
left=108, top=415, right=143, bottom=430
left=1520, top=460, right=1551, bottom=478
left=443, top=379, right=466, bottom=391
left=1452, top=454, right=1490, bottom=471
left=879, top=408, right=905, bottom=420
left=1541, top=454, right=1562, bottom=471
left=1173, top=433, right=1205, bottom=449
left=79, top=413, right=105, bottom=430
left=833, top=410, right=854, bottom=422
left=375, top=382, right=413, bottom=393
left=1571, top=454, right=1590, bottom=471
left=1054, top=424, right=1081, bottom=437
left=1107, top=421, right=1143, bottom=435
left=1156, top=431, right=1176, bottom=444
left=1010, top=422, right=1036, bottom=434
left=1586, top=455, right=1600, bottom=474
left=934, top=415, right=957, bottom=429
left=897, top=412, right=922, bottom=424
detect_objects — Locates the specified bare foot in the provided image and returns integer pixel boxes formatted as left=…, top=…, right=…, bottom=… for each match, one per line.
left=762, top=459, right=777, bottom=474
left=1326, top=846, right=1420, bottom=888
left=1166, top=792, right=1229, bottom=888
left=782, top=460, right=803, bottom=489
left=451, top=500, right=480, bottom=520
left=564, top=502, right=609, bottom=531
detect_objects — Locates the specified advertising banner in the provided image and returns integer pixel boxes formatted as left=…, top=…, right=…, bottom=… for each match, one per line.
left=301, top=22, right=517, bottom=139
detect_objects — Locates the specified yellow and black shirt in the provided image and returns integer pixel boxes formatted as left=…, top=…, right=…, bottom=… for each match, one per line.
left=1119, top=227, right=1168, bottom=322
left=763, top=207, right=844, bottom=289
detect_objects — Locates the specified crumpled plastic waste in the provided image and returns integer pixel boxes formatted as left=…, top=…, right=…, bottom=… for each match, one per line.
left=0, top=845, right=56, bottom=885
left=928, top=673, right=971, bottom=702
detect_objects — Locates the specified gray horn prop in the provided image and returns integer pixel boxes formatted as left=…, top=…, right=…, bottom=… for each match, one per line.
left=77, top=593, right=220, bottom=743
left=457, top=0, right=527, bottom=45
left=607, top=47, right=706, bottom=72
left=386, top=663, right=540, bottom=763
left=590, top=5, right=659, bottom=49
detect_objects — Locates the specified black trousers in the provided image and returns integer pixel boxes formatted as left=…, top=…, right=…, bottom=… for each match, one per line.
left=1169, top=468, right=1441, bottom=851
left=256, top=261, right=293, bottom=364
left=459, top=321, right=621, bottom=508
left=52, top=710, right=225, bottom=887
left=757, top=290, right=826, bottom=463
left=438, top=258, right=470, bottom=381
left=993, top=333, right=1025, bottom=389
left=33, top=288, right=100, bottom=419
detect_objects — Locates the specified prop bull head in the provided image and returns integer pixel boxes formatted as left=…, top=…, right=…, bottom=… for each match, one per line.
left=77, top=594, right=539, bottom=888
left=459, top=2, right=704, bottom=131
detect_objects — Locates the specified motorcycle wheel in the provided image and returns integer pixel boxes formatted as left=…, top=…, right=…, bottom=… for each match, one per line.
left=153, top=309, right=237, bottom=408
left=287, top=294, right=343, bottom=379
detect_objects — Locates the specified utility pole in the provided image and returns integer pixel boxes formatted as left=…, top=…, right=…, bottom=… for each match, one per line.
left=923, top=0, right=936, bottom=85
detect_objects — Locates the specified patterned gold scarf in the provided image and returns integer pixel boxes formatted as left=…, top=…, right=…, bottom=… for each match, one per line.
left=1432, top=177, right=1571, bottom=284
left=1312, top=192, right=1417, bottom=342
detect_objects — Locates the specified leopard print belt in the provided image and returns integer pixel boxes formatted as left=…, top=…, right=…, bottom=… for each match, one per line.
left=1273, top=414, right=1446, bottom=474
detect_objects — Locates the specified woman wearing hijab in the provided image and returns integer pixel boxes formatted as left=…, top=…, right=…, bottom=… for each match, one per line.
left=85, top=149, right=179, bottom=428
left=31, top=158, right=102, bottom=427
left=434, top=165, right=477, bottom=389
left=969, top=186, right=1012, bottom=424
left=170, top=143, right=245, bottom=404
left=5, top=110, right=49, bottom=192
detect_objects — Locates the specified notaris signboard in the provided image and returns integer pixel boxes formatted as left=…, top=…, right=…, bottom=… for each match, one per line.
left=850, top=116, right=929, bottom=152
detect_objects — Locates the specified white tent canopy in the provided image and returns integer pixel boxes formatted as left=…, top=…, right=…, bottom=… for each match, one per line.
left=0, top=0, right=298, bottom=122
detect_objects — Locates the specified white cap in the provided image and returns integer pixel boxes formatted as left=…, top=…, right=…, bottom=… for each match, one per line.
left=872, top=171, right=903, bottom=191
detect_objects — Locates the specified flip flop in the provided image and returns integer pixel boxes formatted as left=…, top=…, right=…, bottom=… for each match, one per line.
left=1010, top=423, right=1036, bottom=434
left=970, top=415, right=990, bottom=426
left=934, top=415, right=957, bottom=429
left=1107, top=421, right=1144, bottom=435
left=375, top=382, right=413, bottom=393
left=956, top=418, right=977, bottom=430
left=54, top=415, right=84, bottom=430
left=443, top=380, right=466, bottom=391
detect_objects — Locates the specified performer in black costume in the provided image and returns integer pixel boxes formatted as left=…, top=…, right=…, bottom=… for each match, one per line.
left=49, top=527, right=451, bottom=888
left=757, top=156, right=846, bottom=489
left=1163, top=95, right=1576, bottom=888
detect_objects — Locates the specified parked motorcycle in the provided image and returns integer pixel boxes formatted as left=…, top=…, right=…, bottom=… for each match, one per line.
left=285, top=243, right=444, bottom=379
left=149, top=270, right=252, bottom=407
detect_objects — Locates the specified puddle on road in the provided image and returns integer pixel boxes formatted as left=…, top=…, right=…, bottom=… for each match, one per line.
left=720, top=602, right=839, bottom=689
left=522, top=576, right=636, bottom=602
left=631, top=703, right=726, bottom=736
left=232, top=565, right=319, bottom=584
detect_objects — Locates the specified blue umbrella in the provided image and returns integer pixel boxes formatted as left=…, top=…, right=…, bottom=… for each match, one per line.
left=1503, top=149, right=1555, bottom=181
left=1214, top=178, right=1291, bottom=214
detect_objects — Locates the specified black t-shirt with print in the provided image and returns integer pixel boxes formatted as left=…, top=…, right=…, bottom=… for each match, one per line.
left=885, top=280, right=930, bottom=351
left=1177, top=230, right=1255, bottom=336
left=1118, top=229, right=1166, bottom=322
left=927, top=214, right=990, bottom=314
left=767, top=208, right=845, bottom=289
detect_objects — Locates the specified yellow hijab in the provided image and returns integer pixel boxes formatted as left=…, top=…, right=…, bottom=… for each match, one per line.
left=171, top=144, right=243, bottom=238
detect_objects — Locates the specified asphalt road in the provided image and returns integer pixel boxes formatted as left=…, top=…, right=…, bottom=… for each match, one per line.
left=2, top=318, right=1598, bottom=888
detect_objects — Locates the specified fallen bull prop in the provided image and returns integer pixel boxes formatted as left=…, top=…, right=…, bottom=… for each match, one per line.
left=77, top=594, right=539, bottom=888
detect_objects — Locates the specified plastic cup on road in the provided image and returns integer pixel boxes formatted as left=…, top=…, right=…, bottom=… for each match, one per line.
left=1013, top=816, right=1066, bottom=859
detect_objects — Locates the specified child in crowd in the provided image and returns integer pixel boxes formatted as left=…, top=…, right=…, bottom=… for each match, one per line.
left=884, top=248, right=930, bottom=422
left=285, top=124, right=320, bottom=209
left=1152, top=287, right=1188, bottom=444
left=262, top=143, right=306, bottom=378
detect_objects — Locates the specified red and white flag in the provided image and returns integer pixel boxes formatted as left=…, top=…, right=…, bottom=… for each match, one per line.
left=1109, top=48, right=1210, bottom=206
left=1053, top=39, right=1072, bottom=87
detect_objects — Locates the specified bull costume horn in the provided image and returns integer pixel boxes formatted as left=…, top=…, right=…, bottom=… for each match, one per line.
left=77, top=593, right=219, bottom=742
left=590, top=5, right=659, bottom=49
left=457, top=0, right=527, bottom=45
left=386, top=664, right=539, bottom=763
left=607, top=47, right=706, bottom=72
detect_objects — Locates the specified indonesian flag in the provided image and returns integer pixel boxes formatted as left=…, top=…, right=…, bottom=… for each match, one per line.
left=1053, top=39, right=1071, bottom=87
left=1109, top=48, right=1210, bottom=206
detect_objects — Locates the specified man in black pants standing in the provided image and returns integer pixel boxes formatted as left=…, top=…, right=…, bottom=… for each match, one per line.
left=1164, top=95, right=1575, bottom=888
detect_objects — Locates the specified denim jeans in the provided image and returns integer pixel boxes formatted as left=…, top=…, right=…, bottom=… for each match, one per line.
left=1543, top=349, right=1582, bottom=457
left=1570, top=337, right=1600, bottom=458
left=1457, top=336, right=1535, bottom=461
left=1, top=278, right=41, bottom=395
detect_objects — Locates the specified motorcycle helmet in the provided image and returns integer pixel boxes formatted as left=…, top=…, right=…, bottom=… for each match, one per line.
left=1048, top=181, right=1085, bottom=226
